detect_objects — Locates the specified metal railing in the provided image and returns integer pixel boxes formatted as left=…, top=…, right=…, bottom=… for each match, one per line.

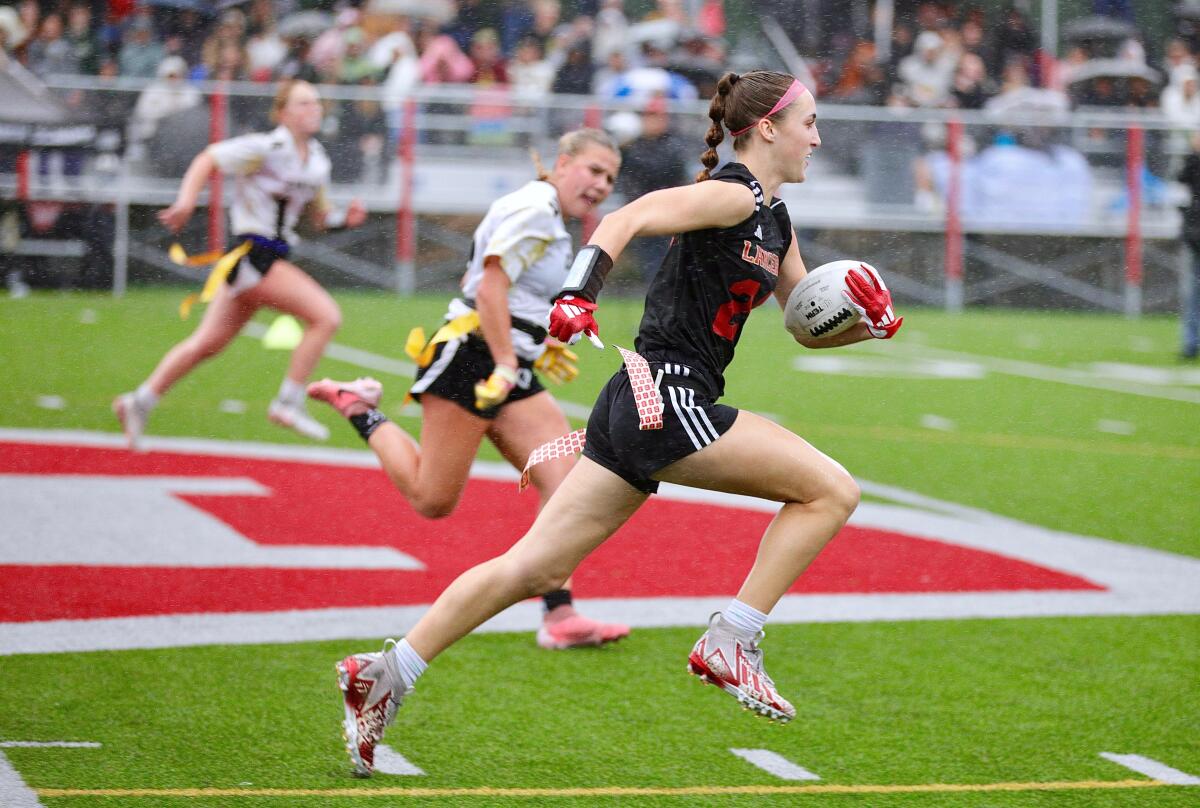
left=0, top=76, right=1193, bottom=314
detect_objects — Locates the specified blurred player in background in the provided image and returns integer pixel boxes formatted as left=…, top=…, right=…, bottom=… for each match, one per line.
left=333, top=71, right=904, bottom=776
left=616, top=95, right=691, bottom=283
left=308, top=128, right=630, bottom=652
left=1178, top=131, right=1200, bottom=361
left=113, top=79, right=365, bottom=446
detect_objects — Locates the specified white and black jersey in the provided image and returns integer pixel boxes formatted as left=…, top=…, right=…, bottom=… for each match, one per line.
left=206, top=125, right=331, bottom=244
left=450, top=180, right=572, bottom=362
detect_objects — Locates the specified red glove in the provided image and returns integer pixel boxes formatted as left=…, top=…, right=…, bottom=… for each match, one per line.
left=549, top=295, right=600, bottom=346
left=843, top=267, right=903, bottom=339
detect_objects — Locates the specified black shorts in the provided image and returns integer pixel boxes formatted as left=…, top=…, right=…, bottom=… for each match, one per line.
left=227, top=234, right=290, bottom=291
left=582, top=361, right=738, bottom=494
left=410, top=332, right=545, bottom=419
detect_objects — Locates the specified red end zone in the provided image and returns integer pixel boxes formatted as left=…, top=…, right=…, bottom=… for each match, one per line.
left=0, top=441, right=1101, bottom=623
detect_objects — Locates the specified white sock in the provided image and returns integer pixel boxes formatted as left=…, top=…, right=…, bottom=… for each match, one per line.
left=390, top=638, right=427, bottom=688
left=722, top=599, right=768, bottom=636
left=133, top=384, right=159, bottom=412
left=277, top=377, right=306, bottom=407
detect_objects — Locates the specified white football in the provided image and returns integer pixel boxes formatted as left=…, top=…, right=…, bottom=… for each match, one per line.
left=784, top=260, right=883, bottom=339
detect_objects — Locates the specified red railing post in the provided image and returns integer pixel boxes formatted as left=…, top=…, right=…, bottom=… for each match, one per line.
left=208, top=85, right=227, bottom=253
left=395, top=97, right=417, bottom=295
left=1124, top=125, right=1144, bottom=318
left=581, top=104, right=602, bottom=243
left=944, top=118, right=964, bottom=312
left=15, top=150, right=29, bottom=201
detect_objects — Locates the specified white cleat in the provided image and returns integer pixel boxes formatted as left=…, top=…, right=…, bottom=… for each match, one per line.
left=687, top=612, right=795, bottom=723
left=112, top=392, right=147, bottom=451
left=268, top=399, right=330, bottom=441
left=336, top=639, right=410, bottom=777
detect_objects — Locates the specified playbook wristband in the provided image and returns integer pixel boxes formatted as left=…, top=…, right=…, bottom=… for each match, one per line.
left=559, top=245, right=614, bottom=303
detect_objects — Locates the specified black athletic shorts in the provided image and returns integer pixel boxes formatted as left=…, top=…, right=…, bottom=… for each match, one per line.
left=410, top=332, right=545, bottom=419
left=227, top=234, right=290, bottom=290
left=582, top=360, right=738, bottom=494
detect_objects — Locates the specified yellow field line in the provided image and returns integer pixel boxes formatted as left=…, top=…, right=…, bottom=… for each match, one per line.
left=798, top=422, right=1200, bottom=462
left=36, top=778, right=1174, bottom=798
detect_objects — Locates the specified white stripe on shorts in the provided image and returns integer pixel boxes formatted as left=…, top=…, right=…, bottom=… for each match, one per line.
left=409, top=336, right=463, bottom=395
left=667, top=386, right=703, bottom=450
left=668, top=386, right=719, bottom=450
left=686, top=388, right=720, bottom=442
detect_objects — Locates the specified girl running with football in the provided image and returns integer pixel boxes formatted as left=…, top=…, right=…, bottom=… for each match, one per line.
left=334, top=71, right=903, bottom=776
left=308, top=128, right=630, bottom=653
left=114, top=79, right=365, bottom=446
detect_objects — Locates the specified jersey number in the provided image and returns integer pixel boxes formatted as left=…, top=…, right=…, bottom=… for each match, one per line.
left=712, top=279, right=771, bottom=341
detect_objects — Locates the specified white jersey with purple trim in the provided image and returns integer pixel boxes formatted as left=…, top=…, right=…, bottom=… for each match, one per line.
left=206, top=125, right=331, bottom=245
left=453, top=180, right=572, bottom=361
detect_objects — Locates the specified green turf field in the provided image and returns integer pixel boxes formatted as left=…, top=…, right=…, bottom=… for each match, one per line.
left=1, top=288, right=1198, bottom=806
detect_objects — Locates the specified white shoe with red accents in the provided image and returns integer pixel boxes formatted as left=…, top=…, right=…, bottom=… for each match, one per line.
left=687, top=612, right=795, bottom=723
left=336, top=639, right=410, bottom=777
left=536, top=607, right=631, bottom=649
left=112, top=392, right=147, bottom=451
left=307, top=377, right=383, bottom=418
left=267, top=399, right=330, bottom=441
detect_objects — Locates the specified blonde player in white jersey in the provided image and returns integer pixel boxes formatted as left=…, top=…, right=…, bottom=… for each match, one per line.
left=113, top=79, right=366, bottom=447
left=309, top=128, right=629, bottom=649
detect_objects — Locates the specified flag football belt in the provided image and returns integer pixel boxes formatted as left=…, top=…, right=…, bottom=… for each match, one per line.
left=519, top=346, right=664, bottom=491
left=170, top=235, right=289, bottom=319
left=404, top=305, right=548, bottom=369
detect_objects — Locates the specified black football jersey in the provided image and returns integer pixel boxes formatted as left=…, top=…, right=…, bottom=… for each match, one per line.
left=634, top=162, right=793, bottom=397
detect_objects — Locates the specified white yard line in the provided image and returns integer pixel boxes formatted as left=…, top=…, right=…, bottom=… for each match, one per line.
left=1100, top=753, right=1200, bottom=785
left=0, top=754, right=44, bottom=808
left=0, top=742, right=101, bottom=808
left=241, top=322, right=416, bottom=378
left=374, top=745, right=425, bottom=776
left=867, top=343, right=1200, bottom=404
left=239, top=324, right=594, bottom=420
left=729, top=749, right=820, bottom=781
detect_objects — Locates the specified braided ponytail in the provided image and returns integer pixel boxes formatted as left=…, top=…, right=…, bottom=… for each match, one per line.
left=695, top=70, right=799, bottom=182
left=696, top=72, right=738, bottom=182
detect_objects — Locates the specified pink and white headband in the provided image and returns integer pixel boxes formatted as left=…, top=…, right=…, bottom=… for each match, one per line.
left=729, top=79, right=809, bottom=137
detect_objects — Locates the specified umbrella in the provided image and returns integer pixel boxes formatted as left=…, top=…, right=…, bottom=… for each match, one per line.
left=0, top=6, right=27, bottom=45
left=1062, top=15, right=1138, bottom=42
left=145, top=0, right=217, bottom=13
left=627, top=19, right=681, bottom=48
left=1065, top=58, right=1161, bottom=85
left=277, top=10, right=334, bottom=39
left=365, top=0, right=454, bottom=24
left=1175, top=1, right=1200, bottom=22
left=984, top=86, right=1070, bottom=116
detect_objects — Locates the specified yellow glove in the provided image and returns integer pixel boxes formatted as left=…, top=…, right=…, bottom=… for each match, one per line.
left=474, top=364, right=519, bottom=411
left=534, top=340, right=579, bottom=384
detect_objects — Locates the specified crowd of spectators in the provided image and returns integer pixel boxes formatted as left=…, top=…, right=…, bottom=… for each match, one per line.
left=1, top=0, right=1198, bottom=191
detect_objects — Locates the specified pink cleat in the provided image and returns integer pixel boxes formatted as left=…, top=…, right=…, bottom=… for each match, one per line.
left=536, top=607, right=631, bottom=649
left=307, top=377, right=383, bottom=418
